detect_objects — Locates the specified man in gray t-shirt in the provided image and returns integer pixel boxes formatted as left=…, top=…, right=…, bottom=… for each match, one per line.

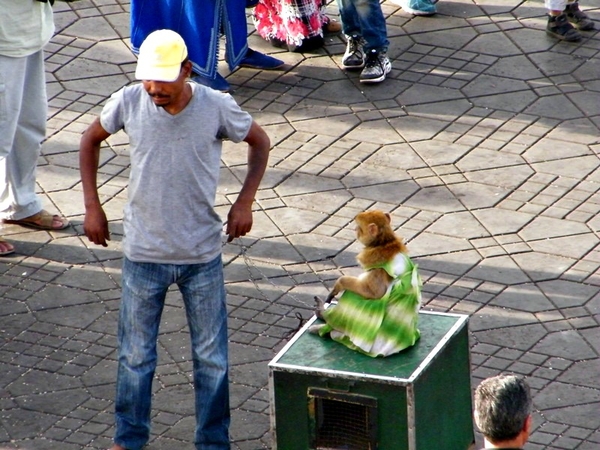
left=79, top=30, right=270, bottom=450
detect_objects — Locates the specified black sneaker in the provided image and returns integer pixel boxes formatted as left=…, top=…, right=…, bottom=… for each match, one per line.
left=546, top=13, right=582, bottom=41
left=564, top=1, right=595, bottom=31
left=359, top=49, right=392, bottom=84
left=342, top=35, right=365, bottom=70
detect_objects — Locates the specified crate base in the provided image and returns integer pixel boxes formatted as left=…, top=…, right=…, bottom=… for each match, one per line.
left=269, top=311, right=473, bottom=450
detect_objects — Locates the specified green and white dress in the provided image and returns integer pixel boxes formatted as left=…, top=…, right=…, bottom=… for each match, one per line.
left=319, top=253, right=421, bottom=357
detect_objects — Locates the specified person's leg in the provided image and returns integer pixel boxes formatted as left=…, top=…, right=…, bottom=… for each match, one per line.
left=336, top=0, right=362, bottom=35
left=337, top=0, right=367, bottom=69
left=178, top=256, right=230, bottom=450
left=114, top=258, right=171, bottom=450
left=223, top=0, right=284, bottom=71
left=353, top=0, right=391, bottom=83
left=348, top=0, right=388, bottom=52
left=336, top=0, right=391, bottom=81
left=545, top=0, right=582, bottom=41
left=0, top=51, right=44, bottom=222
left=545, top=0, right=567, bottom=13
left=0, top=50, right=68, bottom=235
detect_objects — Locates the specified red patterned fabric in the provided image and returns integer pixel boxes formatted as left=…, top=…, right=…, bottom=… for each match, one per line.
left=253, top=0, right=326, bottom=46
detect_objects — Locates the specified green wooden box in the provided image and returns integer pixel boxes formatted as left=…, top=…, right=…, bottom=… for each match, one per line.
left=269, top=310, right=473, bottom=450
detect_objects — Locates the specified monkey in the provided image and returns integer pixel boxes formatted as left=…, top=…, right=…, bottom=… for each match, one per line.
left=330, top=210, right=408, bottom=302
left=312, top=210, right=406, bottom=319
left=310, top=210, right=421, bottom=357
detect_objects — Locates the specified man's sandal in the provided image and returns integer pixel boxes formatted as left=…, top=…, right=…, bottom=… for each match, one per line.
left=3, top=209, right=70, bottom=230
left=0, top=237, right=15, bottom=256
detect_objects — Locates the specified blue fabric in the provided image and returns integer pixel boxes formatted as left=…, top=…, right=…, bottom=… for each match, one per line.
left=408, top=0, right=437, bottom=14
left=130, top=0, right=248, bottom=78
left=115, top=256, right=230, bottom=450
left=238, top=49, right=284, bottom=69
left=336, top=0, right=389, bottom=52
left=191, top=73, right=231, bottom=91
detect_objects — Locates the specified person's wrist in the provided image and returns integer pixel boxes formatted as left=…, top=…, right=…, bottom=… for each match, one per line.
left=233, top=197, right=254, bottom=208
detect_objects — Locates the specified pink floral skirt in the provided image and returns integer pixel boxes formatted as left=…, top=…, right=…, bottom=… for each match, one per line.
left=253, top=0, right=327, bottom=46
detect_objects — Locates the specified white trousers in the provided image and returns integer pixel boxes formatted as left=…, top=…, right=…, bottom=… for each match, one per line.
left=0, top=50, right=46, bottom=220
left=545, top=0, right=575, bottom=10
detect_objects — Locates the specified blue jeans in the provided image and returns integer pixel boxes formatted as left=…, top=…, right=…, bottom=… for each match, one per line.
left=337, top=0, right=389, bottom=52
left=115, top=256, right=230, bottom=450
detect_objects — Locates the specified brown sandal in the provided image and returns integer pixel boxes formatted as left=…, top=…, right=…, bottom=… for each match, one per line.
left=3, top=209, right=70, bottom=230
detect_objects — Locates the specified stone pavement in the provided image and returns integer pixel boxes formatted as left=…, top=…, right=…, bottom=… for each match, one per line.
left=1, top=0, right=599, bottom=448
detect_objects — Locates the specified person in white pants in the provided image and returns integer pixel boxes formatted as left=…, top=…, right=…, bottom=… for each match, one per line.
left=545, top=0, right=594, bottom=41
left=0, top=0, right=70, bottom=256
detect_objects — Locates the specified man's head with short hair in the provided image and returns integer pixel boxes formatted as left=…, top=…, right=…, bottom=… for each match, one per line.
left=135, top=29, right=188, bottom=82
left=474, top=374, right=532, bottom=447
left=134, top=29, right=193, bottom=112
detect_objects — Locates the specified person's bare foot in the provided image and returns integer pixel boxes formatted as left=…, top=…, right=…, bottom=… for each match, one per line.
left=109, top=445, right=127, bottom=450
left=0, top=237, right=15, bottom=256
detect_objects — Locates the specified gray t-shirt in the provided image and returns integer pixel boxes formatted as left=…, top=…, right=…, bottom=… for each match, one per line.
left=100, top=82, right=252, bottom=264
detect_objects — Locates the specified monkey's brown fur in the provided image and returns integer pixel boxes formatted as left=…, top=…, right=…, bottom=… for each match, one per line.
left=324, top=210, right=408, bottom=303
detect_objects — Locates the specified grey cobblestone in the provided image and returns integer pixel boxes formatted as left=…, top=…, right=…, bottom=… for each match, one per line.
left=0, top=1, right=599, bottom=449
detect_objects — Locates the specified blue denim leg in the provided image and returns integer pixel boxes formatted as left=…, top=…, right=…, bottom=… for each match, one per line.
left=115, top=258, right=170, bottom=450
left=114, top=256, right=230, bottom=450
left=178, top=256, right=230, bottom=450
left=336, top=0, right=389, bottom=52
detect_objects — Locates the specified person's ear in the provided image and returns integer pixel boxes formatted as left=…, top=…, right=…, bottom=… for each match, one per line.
left=182, top=60, right=193, bottom=78
left=523, top=415, right=532, bottom=434
left=517, top=414, right=532, bottom=447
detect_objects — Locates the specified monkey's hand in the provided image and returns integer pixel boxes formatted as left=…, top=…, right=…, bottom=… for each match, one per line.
left=326, top=278, right=346, bottom=302
left=325, top=291, right=337, bottom=303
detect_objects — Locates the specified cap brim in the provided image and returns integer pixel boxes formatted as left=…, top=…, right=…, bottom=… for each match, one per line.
left=135, top=64, right=181, bottom=82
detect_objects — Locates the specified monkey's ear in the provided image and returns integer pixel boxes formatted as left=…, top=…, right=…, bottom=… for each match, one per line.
left=367, top=222, right=378, bottom=237
left=384, top=213, right=391, bottom=223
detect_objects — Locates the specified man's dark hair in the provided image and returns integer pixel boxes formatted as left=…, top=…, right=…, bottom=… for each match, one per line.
left=474, top=374, right=532, bottom=442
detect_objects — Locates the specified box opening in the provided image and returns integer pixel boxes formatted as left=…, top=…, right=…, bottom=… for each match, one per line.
left=308, top=387, right=378, bottom=450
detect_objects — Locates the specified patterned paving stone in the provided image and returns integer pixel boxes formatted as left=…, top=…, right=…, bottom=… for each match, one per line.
left=1, top=1, right=599, bottom=449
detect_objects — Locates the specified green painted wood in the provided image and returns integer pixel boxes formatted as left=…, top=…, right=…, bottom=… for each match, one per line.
left=413, top=324, right=474, bottom=449
left=271, top=312, right=474, bottom=450
left=273, top=371, right=409, bottom=450
left=275, top=312, right=461, bottom=379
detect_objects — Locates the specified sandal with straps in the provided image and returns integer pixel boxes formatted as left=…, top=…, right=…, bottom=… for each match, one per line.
left=3, top=209, right=70, bottom=230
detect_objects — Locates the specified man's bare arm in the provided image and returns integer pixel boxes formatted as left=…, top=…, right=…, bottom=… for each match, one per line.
left=80, top=118, right=112, bottom=246
left=225, top=120, right=270, bottom=242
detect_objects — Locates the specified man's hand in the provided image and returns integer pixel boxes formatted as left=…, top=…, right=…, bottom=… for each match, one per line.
left=83, top=204, right=110, bottom=247
left=225, top=201, right=253, bottom=242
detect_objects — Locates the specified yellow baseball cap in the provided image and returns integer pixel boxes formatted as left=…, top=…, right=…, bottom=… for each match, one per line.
left=135, top=29, right=188, bottom=82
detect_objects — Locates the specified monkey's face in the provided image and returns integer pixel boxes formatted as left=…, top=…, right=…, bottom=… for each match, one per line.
left=355, top=221, right=372, bottom=246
